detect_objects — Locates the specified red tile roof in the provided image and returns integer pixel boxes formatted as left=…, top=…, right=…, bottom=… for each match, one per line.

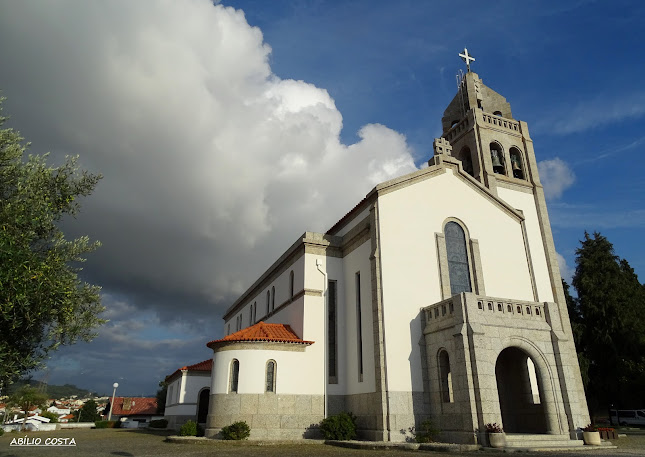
left=165, top=358, right=213, bottom=383
left=207, top=322, right=314, bottom=348
left=109, top=397, right=157, bottom=416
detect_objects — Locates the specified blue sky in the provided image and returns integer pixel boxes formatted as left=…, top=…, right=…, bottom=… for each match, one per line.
left=0, top=0, right=643, bottom=396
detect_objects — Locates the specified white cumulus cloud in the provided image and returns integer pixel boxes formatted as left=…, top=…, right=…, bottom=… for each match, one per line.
left=0, top=0, right=417, bottom=320
left=537, top=158, right=575, bottom=200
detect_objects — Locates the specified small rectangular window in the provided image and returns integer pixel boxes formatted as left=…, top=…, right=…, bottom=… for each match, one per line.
left=328, top=280, right=338, bottom=384
left=356, top=272, right=364, bottom=382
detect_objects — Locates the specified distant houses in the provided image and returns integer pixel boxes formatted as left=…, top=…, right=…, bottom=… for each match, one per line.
left=105, top=397, right=161, bottom=427
left=164, top=359, right=212, bottom=429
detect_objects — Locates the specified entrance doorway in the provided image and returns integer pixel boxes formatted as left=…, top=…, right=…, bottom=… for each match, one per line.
left=197, top=388, right=210, bottom=424
left=495, top=347, right=547, bottom=433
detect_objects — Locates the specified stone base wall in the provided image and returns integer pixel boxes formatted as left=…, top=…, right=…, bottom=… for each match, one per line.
left=205, top=393, right=324, bottom=440
left=165, top=414, right=197, bottom=430
left=329, top=391, right=432, bottom=442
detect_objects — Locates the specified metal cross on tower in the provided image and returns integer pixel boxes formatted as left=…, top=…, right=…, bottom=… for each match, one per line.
left=459, top=48, right=475, bottom=72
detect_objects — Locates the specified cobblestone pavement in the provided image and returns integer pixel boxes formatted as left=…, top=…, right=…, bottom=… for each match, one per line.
left=1, top=429, right=644, bottom=457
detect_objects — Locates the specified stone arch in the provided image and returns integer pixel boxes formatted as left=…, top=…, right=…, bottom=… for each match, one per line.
left=509, top=146, right=526, bottom=180
left=229, top=359, right=239, bottom=393
left=437, top=348, right=453, bottom=403
left=493, top=337, right=564, bottom=434
left=197, top=387, right=210, bottom=423
left=490, top=141, right=506, bottom=175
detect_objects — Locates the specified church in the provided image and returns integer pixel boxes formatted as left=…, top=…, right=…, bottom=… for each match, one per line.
left=202, top=55, right=590, bottom=445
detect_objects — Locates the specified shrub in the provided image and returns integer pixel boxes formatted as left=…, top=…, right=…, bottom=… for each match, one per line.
left=95, top=420, right=120, bottom=428
left=582, top=423, right=597, bottom=432
left=41, top=411, right=59, bottom=423
left=410, top=419, right=440, bottom=443
left=484, top=422, right=503, bottom=433
left=149, top=419, right=168, bottom=429
left=319, top=412, right=357, bottom=440
left=220, top=421, right=250, bottom=440
left=179, top=420, right=198, bottom=436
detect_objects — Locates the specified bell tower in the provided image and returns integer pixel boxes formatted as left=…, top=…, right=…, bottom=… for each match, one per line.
left=440, top=66, right=538, bottom=197
left=429, top=49, right=591, bottom=439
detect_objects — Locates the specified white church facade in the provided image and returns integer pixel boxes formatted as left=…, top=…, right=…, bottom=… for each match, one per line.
left=204, top=67, right=590, bottom=444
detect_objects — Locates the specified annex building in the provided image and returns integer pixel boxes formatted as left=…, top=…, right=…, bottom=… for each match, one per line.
left=201, top=63, right=590, bottom=445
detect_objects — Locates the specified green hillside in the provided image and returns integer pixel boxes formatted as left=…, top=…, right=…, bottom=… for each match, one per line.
left=6, top=379, right=101, bottom=399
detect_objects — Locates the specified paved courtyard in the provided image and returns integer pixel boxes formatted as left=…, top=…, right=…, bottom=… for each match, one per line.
left=1, top=428, right=644, bottom=457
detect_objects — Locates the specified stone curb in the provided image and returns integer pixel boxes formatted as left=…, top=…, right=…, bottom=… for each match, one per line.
left=165, top=436, right=326, bottom=445
left=326, top=440, right=481, bottom=452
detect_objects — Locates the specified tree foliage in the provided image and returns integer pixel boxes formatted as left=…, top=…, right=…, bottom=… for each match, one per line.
left=0, top=99, right=105, bottom=392
left=155, top=380, right=167, bottom=415
left=570, top=232, right=645, bottom=411
left=73, top=399, right=101, bottom=423
left=7, top=385, right=48, bottom=430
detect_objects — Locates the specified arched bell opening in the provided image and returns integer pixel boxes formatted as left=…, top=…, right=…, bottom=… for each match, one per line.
left=459, top=146, right=475, bottom=178
left=490, top=142, right=505, bottom=175
left=495, top=347, right=548, bottom=433
left=197, top=388, right=210, bottom=424
left=509, top=147, right=525, bottom=180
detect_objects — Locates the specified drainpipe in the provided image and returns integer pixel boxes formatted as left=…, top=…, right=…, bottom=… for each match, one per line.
left=316, top=258, right=328, bottom=419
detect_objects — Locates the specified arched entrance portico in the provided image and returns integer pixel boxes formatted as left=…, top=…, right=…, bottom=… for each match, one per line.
left=197, top=388, right=210, bottom=424
left=495, top=347, right=547, bottom=433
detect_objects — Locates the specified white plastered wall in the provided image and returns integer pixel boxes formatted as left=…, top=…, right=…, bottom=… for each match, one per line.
left=338, top=241, right=375, bottom=395
left=497, top=188, right=554, bottom=302
left=211, top=346, right=321, bottom=395
left=377, top=168, right=534, bottom=392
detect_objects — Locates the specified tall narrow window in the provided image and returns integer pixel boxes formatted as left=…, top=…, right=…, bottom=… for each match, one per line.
left=266, top=360, right=276, bottom=392
left=249, top=305, right=253, bottom=326
left=328, top=280, right=338, bottom=384
left=445, top=222, right=472, bottom=295
left=253, top=302, right=257, bottom=323
left=355, top=272, right=364, bottom=382
left=227, top=323, right=230, bottom=335
left=229, top=359, right=239, bottom=393
left=289, top=270, right=294, bottom=299
left=271, top=286, right=275, bottom=311
left=490, top=142, right=505, bottom=175
left=266, top=290, right=270, bottom=315
left=509, top=147, right=525, bottom=179
left=460, top=146, right=474, bottom=177
left=439, top=350, right=453, bottom=403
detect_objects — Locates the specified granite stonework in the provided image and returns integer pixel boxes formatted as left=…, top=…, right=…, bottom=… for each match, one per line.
left=422, top=292, right=587, bottom=444
left=205, top=393, right=324, bottom=440
left=166, top=415, right=197, bottom=430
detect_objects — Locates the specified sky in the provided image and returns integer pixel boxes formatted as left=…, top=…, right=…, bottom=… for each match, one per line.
left=0, top=0, right=644, bottom=396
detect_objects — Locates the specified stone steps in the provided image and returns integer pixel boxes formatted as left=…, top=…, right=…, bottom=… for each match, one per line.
left=501, top=433, right=615, bottom=452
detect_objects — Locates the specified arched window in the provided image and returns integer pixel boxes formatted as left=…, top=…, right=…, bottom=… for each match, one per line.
left=438, top=350, right=453, bottom=403
left=266, top=290, right=270, bottom=315
left=445, top=222, right=472, bottom=295
left=266, top=360, right=276, bottom=393
left=493, top=111, right=503, bottom=117
left=253, top=302, right=257, bottom=323
left=490, top=142, right=505, bottom=175
left=271, top=286, right=275, bottom=311
left=289, top=270, right=294, bottom=299
left=229, top=359, right=239, bottom=393
left=509, top=147, right=525, bottom=179
left=459, top=146, right=474, bottom=177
